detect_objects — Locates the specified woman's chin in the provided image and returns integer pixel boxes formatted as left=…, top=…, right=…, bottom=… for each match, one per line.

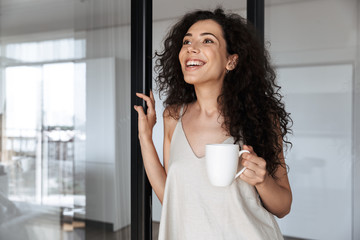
left=183, top=77, right=198, bottom=85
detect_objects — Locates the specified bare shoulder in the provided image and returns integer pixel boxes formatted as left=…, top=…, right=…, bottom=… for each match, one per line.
left=163, top=105, right=180, bottom=140
left=163, top=105, right=181, bottom=173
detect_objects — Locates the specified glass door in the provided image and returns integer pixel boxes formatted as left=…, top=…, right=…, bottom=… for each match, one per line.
left=4, top=66, right=42, bottom=204
left=1, top=0, right=133, bottom=239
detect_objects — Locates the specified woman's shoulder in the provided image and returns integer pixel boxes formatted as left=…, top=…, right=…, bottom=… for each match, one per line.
left=163, top=104, right=183, bottom=120
left=163, top=104, right=183, bottom=139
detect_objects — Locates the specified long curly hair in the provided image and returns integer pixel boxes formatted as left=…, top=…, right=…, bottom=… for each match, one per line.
left=155, top=8, right=292, bottom=177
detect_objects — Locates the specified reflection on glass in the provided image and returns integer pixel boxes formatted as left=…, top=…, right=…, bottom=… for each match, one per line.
left=5, top=38, right=86, bottom=63
left=0, top=0, right=131, bottom=239
left=5, top=66, right=42, bottom=204
left=4, top=62, right=85, bottom=208
left=42, top=63, right=76, bottom=208
left=1, top=57, right=87, bottom=239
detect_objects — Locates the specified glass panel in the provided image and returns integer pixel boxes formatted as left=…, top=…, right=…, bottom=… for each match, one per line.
left=0, top=0, right=131, bottom=239
left=42, top=62, right=76, bottom=208
left=265, top=0, right=359, bottom=239
left=276, top=65, right=353, bottom=240
left=5, top=38, right=86, bottom=63
left=5, top=66, right=42, bottom=204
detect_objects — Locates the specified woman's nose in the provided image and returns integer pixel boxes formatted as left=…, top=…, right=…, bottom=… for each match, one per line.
left=187, top=43, right=200, bottom=53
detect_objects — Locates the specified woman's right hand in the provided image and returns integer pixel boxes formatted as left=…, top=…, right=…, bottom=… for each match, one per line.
left=134, top=90, right=157, bottom=141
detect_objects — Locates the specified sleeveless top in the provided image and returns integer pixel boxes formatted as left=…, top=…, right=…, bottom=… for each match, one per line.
left=158, top=109, right=284, bottom=240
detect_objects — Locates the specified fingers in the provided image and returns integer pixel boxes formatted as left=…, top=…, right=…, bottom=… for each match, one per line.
left=243, top=154, right=265, bottom=168
left=136, top=92, right=155, bottom=110
left=241, top=145, right=261, bottom=165
left=242, top=145, right=256, bottom=155
left=150, top=89, right=155, bottom=102
left=240, top=168, right=259, bottom=184
left=240, top=168, right=256, bottom=180
left=243, top=160, right=267, bottom=176
left=133, top=105, right=146, bottom=119
left=134, top=92, right=157, bottom=128
left=242, top=144, right=253, bottom=151
left=240, top=166, right=267, bottom=185
left=239, top=145, right=267, bottom=186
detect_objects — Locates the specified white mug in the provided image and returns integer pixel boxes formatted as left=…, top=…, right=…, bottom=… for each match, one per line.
left=205, top=144, right=250, bottom=187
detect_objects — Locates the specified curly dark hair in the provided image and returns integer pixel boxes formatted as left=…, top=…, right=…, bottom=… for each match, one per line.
left=155, top=8, right=292, bottom=177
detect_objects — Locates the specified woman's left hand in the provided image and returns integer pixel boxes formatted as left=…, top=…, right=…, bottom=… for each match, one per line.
left=240, top=145, right=268, bottom=186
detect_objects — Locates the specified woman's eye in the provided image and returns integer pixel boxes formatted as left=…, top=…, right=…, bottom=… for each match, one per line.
left=204, top=39, right=214, bottom=44
left=183, top=40, right=191, bottom=45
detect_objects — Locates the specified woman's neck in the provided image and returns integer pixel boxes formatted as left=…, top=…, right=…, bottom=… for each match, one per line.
left=193, top=82, right=223, bottom=116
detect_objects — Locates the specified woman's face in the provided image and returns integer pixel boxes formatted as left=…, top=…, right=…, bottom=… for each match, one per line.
left=178, top=19, right=236, bottom=86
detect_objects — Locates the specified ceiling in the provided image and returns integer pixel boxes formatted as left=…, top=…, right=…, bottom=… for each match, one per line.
left=0, top=0, right=315, bottom=38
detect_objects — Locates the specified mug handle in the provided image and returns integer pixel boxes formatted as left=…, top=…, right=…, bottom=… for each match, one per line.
left=234, top=150, right=250, bottom=179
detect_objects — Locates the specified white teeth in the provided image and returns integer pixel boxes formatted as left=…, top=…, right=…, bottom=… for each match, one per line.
left=186, top=60, right=205, bottom=66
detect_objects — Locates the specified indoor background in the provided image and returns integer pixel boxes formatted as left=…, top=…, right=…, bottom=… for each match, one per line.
left=0, top=0, right=359, bottom=239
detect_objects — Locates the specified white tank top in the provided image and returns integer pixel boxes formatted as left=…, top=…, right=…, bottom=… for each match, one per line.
left=158, top=109, right=284, bottom=240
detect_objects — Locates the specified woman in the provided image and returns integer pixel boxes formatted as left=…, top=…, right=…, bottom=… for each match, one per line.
left=134, top=8, right=292, bottom=240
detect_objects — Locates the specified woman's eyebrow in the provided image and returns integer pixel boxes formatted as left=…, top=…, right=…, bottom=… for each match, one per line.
left=184, top=32, right=219, bottom=41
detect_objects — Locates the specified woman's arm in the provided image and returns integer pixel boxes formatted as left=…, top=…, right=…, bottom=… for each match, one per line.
left=162, top=107, right=177, bottom=174
left=134, top=91, right=167, bottom=204
left=240, top=143, right=292, bottom=218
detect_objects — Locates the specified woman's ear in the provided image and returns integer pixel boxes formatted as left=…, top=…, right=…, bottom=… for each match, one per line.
left=226, top=54, right=239, bottom=71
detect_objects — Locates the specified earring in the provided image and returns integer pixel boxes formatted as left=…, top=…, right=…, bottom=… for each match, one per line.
left=226, top=69, right=230, bottom=73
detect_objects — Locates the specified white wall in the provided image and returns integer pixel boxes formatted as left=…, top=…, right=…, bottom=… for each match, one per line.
left=277, top=64, right=353, bottom=239
left=266, top=0, right=357, bottom=66
left=266, top=1, right=358, bottom=238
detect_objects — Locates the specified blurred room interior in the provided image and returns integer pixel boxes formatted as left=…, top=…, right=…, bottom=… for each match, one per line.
left=0, top=0, right=359, bottom=239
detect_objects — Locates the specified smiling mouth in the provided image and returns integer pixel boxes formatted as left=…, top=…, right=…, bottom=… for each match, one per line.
left=185, top=60, right=206, bottom=70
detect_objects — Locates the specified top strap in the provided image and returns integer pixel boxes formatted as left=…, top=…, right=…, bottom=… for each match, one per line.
left=179, top=104, right=185, bottom=117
